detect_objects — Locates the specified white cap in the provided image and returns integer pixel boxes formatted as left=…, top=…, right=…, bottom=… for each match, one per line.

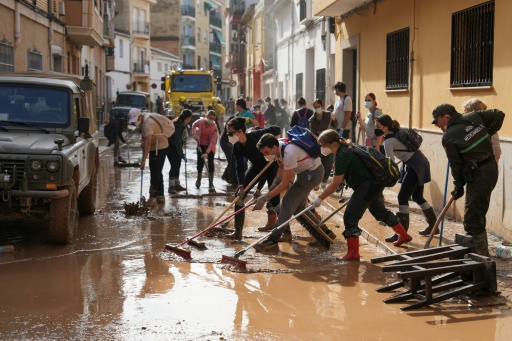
left=128, top=108, right=142, bottom=123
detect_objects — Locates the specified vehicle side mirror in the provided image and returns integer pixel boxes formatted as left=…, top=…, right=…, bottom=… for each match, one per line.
left=78, top=117, right=90, bottom=134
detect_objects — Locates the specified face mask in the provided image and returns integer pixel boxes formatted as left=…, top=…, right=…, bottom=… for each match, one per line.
left=264, top=154, right=275, bottom=162
left=228, top=134, right=239, bottom=144
left=321, top=147, right=332, bottom=156
left=134, top=121, right=141, bottom=128
left=364, top=101, right=373, bottom=109
left=206, top=118, right=214, bottom=124
left=374, top=128, right=384, bottom=136
left=254, top=110, right=260, bottom=114
left=315, top=108, right=323, bottom=114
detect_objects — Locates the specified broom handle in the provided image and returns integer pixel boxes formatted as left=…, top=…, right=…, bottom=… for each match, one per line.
left=235, top=204, right=314, bottom=258
left=423, top=196, right=455, bottom=249
left=208, top=160, right=275, bottom=227
left=179, top=199, right=256, bottom=246
left=317, top=201, right=348, bottom=226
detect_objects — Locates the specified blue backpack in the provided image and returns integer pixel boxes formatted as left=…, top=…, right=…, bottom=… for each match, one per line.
left=280, top=126, right=321, bottom=159
left=295, top=108, right=311, bottom=128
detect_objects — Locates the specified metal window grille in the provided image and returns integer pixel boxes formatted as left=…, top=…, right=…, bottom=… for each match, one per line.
left=296, top=73, right=303, bottom=101
left=451, top=1, right=494, bottom=87
left=299, top=0, right=307, bottom=22
left=386, top=28, right=409, bottom=90
left=315, top=68, right=326, bottom=104
left=27, top=47, right=42, bottom=71
left=0, top=36, right=14, bottom=72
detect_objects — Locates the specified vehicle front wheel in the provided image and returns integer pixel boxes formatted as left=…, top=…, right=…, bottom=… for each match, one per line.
left=48, top=181, right=78, bottom=244
left=77, top=169, right=97, bottom=215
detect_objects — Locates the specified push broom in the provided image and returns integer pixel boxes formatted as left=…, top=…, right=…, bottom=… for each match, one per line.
left=165, top=199, right=256, bottom=259
left=220, top=204, right=315, bottom=271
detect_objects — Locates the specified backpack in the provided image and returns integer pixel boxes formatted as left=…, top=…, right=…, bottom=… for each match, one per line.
left=295, top=108, right=311, bottom=128
left=149, top=114, right=175, bottom=138
left=392, top=128, right=422, bottom=152
left=339, top=145, right=400, bottom=187
left=280, top=125, right=321, bottom=159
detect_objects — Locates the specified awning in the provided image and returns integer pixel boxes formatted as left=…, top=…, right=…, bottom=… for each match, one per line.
left=214, top=30, right=226, bottom=45
left=204, top=2, right=213, bottom=11
left=210, top=55, right=220, bottom=69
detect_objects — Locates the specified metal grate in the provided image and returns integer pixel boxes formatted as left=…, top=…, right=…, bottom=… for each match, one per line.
left=0, top=160, right=25, bottom=187
left=295, top=73, right=303, bottom=101
left=451, top=1, right=494, bottom=87
left=315, top=68, right=326, bottom=104
left=386, top=28, right=409, bottom=90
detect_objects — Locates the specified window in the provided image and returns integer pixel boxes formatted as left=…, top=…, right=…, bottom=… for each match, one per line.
left=132, top=7, right=138, bottom=32
left=204, top=30, right=207, bottom=44
left=157, top=62, right=162, bottom=72
left=299, top=0, right=307, bottom=22
left=197, top=27, right=201, bottom=42
left=119, top=39, right=124, bottom=58
left=451, top=1, right=494, bottom=87
left=0, top=36, right=14, bottom=72
left=27, top=47, right=42, bottom=71
left=296, top=73, right=303, bottom=101
left=197, top=0, right=201, bottom=14
left=315, top=68, right=326, bottom=104
left=386, top=28, right=409, bottom=90
left=164, top=63, right=168, bottom=71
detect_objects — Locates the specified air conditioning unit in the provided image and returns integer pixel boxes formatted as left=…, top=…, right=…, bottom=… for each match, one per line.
left=59, top=2, right=65, bottom=16
left=299, top=0, right=314, bottom=26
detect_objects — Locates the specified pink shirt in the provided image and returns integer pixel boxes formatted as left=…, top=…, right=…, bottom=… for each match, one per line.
left=192, top=118, right=218, bottom=154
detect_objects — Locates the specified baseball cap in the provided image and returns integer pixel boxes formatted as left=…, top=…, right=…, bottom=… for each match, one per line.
left=431, top=104, right=456, bottom=124
left=128, top=108, right=142, bottom=123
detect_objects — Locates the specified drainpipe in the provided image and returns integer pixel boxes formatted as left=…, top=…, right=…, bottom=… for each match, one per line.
left=408, top=0, right=416, bottom=129
left=14, top=2, right=21, bottom=46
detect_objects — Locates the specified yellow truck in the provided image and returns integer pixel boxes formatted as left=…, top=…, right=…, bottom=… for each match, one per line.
left=161, top=69, right=215, bottom=118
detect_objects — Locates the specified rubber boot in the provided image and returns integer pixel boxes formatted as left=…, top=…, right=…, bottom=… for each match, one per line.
left=195, top=174, right=202, bottom=188
left=385, top=213, right=409, bottom=243
left=226, top=205, right=244, bottom=240
left=418, top=207, right=438, bottom=236
left=168, top=178, right=176, bottom=194
left=473, top=232, right=490, bottom=256
left=208, top=172, right=215, bottom=193
left=391, top=223, right=412, bottom=247
left=337, top=237, right=360, bottom=261
left=258, top=212, right=277, bottom=232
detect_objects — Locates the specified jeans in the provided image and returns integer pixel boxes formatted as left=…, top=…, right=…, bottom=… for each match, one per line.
left=343, top=180, right=398, bottom=239
left=270, top=165, right=324, bottom=241
left=149, top=147, right=168, bottom=197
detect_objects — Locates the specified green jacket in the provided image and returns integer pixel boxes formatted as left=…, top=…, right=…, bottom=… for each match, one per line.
left=442, top=109, right=505, bottom=188
left=170, top=120, right=188, bottom=158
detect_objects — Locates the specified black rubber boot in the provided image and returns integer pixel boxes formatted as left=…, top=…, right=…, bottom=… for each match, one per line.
left=208, top=172, right=215, bottom=193
left=419, top=207, right=438, bottom=236
left=385, top=212, right=409, bottom=243
left=195, top=175, right=202, bottom=188
left=226, top=205, right=244, bottom=240
left=473, top=232, right=490, bottom=256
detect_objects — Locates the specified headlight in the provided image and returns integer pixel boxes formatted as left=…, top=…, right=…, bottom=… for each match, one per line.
left=47, top=160, right=60, bottom=172
left=30, top=160, right=43, bottom=171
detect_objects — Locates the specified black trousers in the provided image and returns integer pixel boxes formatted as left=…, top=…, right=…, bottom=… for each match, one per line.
left=464, top=159, right=498, bottom=235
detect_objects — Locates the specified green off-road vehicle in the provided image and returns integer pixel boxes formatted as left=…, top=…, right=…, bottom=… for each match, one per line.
left=0, top=70, right=100, bottom=243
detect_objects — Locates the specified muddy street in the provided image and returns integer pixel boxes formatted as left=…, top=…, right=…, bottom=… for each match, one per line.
left=0, top=138, right=511, bottom=340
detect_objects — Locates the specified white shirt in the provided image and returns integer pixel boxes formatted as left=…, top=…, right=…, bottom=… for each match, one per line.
left=280, top=142, right=321, bottom=174
left=333, top=95, right=353, bottom=129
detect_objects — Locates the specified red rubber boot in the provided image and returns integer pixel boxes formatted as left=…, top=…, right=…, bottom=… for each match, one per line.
left=337, top=237, right=360, bottom=261
left=392, top=223, right=413, bottom=247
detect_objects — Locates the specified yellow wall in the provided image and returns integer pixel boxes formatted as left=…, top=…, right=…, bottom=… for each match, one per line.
left=333, top=0, right=511, bottom=241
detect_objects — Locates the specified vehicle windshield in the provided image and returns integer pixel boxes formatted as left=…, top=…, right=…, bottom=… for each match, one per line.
left=171, top=74, right=213, bottom=92
left=116, top=94, right=147, bottom=108
left=0, top=85, right=70, bottom=128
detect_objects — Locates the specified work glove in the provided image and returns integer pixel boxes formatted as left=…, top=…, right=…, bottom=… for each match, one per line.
left=253, top=193, right=269, bottom=211
left=201, top=153, right=208, bottom=160
left=235, top=186, right=246, bottom=199
left=451, top=186, right=465, bottom=200
left=253, top=189, right=261, bottom=198
left=269, top=177, right=281, bottom=191
left=312, top=196, right=323, bottom=208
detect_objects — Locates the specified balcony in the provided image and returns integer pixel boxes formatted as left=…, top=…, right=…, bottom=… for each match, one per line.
left=182, top=63, right=196, bottom=70
left=182, top=5, right=196, bottom=18
left=209, top=42, right=222, bottom=54
left=210, top=15, right=222, bottom=29
left=65, top=0, right=108, bottom=46
left=132, top=21, right=150, bottom=35
left=314, top=0, right=367, bottom=17
left=182, top=35, right=196, bottom=49
left=133, top=62, right=149, bottom=74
